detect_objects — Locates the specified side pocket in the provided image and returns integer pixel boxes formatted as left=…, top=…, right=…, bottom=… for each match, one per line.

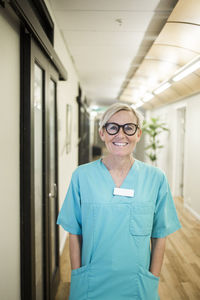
left=137, top=266, right=160, bottom=300
left=70, top=265, right=90, bottom=300
left=130, top=203, right=154, bottom=236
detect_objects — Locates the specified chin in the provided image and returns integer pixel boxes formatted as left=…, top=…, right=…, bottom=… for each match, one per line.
left=110, top=150, right=132, bottom=157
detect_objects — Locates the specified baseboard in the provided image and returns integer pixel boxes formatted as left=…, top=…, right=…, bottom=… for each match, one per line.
left=184, top=203, right=200, bottom=221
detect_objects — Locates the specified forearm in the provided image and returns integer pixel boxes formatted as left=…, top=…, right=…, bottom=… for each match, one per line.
left=69, top=233, right=82, bottom=270
left=150, top=237, right=166, bottom=277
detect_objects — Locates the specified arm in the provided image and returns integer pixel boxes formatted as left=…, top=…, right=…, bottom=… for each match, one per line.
left=69, top=233, right=82, bottom=270
left=149, top=237, right=166, bottom=277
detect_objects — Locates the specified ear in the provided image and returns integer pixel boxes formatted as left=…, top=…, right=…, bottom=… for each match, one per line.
left=99, top=128, right=105, bottom=142
left=136, top=129, right=142, bottom=142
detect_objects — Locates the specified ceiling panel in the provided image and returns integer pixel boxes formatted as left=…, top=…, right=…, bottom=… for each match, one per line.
left=155, top=23, right=200, bottom=53
left=63, top=31, right=146, bottom=47
left=168, top=0, right=200, bottom=25
left=55, top=11, right=156, bottom=31
left=153, top=87, right=180, bottom=103
left=136, top=59, right=177, bottom=81
left=148, top=97, right=162, bottom=107
left=180, top=73, right=200, bottom=90
left=50, top=0, right=163, bottom=11
left=172, top=81, right=195, bottom=96
left=146, top=45, right=196, bottom=67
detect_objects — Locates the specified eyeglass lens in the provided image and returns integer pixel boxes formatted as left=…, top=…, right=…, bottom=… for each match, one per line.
left=105, top=123, right=138, bottom=136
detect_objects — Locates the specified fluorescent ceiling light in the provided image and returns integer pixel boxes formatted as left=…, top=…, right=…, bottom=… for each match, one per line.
left=91, top=105, right=99, bottom=110
left=132, top=101, right=144, bottom=109
left=172, top=60, right=200, bottom=82
left=154, top=82, right=171, bottom=95
left=143, top=93, right=154, bottom=102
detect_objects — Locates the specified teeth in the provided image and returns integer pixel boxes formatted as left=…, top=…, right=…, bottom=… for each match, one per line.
left=113, top=142, right=127, bottom=146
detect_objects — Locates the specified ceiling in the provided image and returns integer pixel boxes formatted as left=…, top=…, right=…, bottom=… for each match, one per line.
left=49, top=0, right=200, bottom=110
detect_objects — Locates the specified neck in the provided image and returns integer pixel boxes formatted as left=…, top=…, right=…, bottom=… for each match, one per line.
left=102, top=154, right=134, bottom=171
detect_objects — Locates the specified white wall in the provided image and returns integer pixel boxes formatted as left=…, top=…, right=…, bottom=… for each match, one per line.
left=184, top=95, right=200, bottom=218
left=0, top=8, right=20, bottom=300
left=45, top=1, right=81, bottom=253
left=146, top=93, right=200, bottom=219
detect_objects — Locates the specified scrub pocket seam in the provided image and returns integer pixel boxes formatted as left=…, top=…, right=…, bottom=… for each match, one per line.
left=129, top=202, right=154, bottom=236
left=138, top=265, right=160, bottom=281
left=71, top=264, right=90, bottom=276
left=70, top=264, right=92, bottom=300
left=137, top=265, right=160, bottom=300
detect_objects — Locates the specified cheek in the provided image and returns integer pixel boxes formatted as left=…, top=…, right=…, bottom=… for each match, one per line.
left=130, top=138, right=138, bottom=146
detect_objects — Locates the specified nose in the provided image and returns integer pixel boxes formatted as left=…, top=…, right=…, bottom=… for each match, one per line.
left=117, top=126, right=126, bottom=137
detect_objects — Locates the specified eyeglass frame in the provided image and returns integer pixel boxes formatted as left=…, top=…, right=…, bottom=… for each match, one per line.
left=103, top=122, right=139, bottom=136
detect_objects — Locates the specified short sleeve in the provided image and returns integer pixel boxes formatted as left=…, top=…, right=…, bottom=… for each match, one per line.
left=151, top=173, right=181, bottom=238
left=57, top=172, right=82, bottom=235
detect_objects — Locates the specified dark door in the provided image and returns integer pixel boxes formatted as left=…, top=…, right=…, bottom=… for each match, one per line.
left=31, top=38, right=59, bottom=299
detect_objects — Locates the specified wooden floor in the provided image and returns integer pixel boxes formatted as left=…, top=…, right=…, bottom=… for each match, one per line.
left=55, top=197, right=200, bottom=300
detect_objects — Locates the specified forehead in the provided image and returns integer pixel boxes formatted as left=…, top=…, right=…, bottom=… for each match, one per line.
left=108, top=110, right=137, bottom=124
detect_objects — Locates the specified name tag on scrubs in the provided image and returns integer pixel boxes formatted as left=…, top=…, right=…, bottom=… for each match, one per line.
left=113, top=188, right=134, bottom=197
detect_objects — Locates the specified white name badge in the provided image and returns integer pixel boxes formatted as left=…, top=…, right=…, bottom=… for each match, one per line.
left=113, top=187, right=134, bottom=197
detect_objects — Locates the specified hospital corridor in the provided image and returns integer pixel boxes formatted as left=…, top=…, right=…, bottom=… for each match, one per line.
left=1, top=0, right=200, bottom=299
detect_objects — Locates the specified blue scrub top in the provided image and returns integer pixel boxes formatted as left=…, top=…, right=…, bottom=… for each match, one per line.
left=57, top=159, right=181, bottom=300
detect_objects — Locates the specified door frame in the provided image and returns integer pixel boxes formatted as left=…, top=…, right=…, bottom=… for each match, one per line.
left=175, top=106, right=186, bottom=197
left=10, top=0, right=67, bottom=80
left=20, top=27, right=34, bottom=299
left=20, top=27, right=60, bottom=299
left=45, top=69, right=60, bottom=300
left=77, top=87, right=90, bottom=165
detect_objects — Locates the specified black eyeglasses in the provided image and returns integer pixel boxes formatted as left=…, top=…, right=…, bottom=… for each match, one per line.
left=104, top=122, right=139, bottom=136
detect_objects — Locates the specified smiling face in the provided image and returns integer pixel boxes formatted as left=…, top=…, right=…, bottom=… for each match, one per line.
left=99, top=110, right=142, bottom=158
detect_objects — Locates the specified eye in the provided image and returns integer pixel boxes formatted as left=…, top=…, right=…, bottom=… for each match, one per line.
left=108, top=124, right=118, bottom=131
left=105, top=123, right=119, bottom=134
left=125, top=124, right=135, bottom=131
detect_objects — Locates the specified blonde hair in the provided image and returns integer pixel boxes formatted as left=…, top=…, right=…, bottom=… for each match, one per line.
left=99, top=102, right=144, bottom=130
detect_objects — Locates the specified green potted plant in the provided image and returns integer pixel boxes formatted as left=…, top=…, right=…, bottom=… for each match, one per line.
left=142, top=117, right=169, bottom=166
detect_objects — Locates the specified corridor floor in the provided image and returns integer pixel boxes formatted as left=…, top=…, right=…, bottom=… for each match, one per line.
left=55, top=197, right=200, bottom=300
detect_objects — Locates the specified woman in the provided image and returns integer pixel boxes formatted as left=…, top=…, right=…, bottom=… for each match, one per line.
left=57, top=103, right=181, bottom=300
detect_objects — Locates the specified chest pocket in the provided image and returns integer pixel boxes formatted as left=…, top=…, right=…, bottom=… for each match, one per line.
left=130, top=202, right=155, bottom=236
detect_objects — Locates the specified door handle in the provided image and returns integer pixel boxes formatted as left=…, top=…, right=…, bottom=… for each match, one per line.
left=49, top=183, right=57, bottom=199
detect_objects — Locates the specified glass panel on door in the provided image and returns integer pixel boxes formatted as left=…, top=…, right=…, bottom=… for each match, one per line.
left=34, top=63, right=44, bottom=300
left=49, top=79, right=57, bottom=278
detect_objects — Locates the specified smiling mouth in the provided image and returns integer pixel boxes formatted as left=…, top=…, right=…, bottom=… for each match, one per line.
left=113, top=142, right=128, bottom=147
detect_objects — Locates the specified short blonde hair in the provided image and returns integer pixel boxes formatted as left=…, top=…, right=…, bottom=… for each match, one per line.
left=99, top=102, right=144, bottom=130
